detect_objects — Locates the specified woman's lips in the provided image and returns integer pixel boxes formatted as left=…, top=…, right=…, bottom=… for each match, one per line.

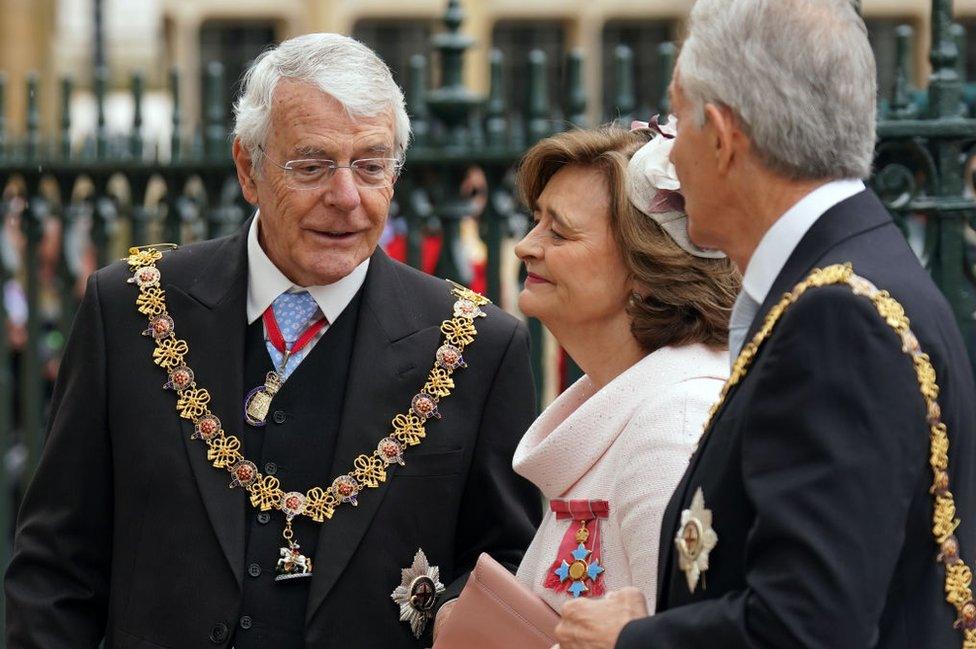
left=525, top=272, right=552, bottom=285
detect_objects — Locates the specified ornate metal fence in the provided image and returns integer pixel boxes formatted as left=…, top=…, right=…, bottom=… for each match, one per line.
left=0, top=0, right=974, bottom=642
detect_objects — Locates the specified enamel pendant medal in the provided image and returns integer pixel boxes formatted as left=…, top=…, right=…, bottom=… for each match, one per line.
left=244, top=306, right=327, bottom=426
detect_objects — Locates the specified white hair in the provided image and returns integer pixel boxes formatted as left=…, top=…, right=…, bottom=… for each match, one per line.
left=233, top=33, right=411, bottom=172
left=677, top=0, right=876, bottom=180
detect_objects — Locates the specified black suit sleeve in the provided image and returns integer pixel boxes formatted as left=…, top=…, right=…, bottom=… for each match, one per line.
left=617, top=287, right=929, bottom=648
left=5, top=273, right=112, bottom=648
left=438, top=321, right=542, bottom=606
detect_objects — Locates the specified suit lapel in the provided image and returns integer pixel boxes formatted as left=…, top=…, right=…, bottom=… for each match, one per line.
left=656, top=190, right=893, bottom=606
left=168, top=224, right=249, bottom=586
left=306, top=250, right=432, bottom=623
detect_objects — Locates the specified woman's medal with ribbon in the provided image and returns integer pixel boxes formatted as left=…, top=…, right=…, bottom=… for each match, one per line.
left=544, top=499, right=609, bottom=598
left=244, top=306, right=327, bottom=426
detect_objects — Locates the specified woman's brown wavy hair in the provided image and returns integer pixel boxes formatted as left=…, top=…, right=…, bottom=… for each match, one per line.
left=516, top=125, right=741, bottom=352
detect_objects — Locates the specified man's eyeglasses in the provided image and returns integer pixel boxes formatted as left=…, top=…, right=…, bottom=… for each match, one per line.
left=258, top=146, right=402, bottom=190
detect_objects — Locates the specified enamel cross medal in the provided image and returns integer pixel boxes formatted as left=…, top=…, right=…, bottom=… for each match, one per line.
left=545, top=499, right=609, bottom=598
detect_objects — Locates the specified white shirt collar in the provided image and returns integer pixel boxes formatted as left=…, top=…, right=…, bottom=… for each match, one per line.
left=741, top=178, right=865, bottom=305
left=246, top=212, right=370, bottom=324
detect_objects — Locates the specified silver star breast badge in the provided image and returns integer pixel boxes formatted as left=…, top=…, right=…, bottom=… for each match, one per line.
left=390, top=548, right=446, bottom=639
left=675, top=486, right=718, bottom=593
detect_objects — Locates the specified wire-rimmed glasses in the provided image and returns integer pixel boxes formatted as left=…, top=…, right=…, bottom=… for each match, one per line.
left=258, top=145, right=402, bottom=190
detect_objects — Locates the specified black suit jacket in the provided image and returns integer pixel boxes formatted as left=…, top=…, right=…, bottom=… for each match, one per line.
left=5, top=222, right=542, bottom=648
left=618, top=190, right=976, bottom=648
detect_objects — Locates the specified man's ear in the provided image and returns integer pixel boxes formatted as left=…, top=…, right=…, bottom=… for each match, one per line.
left=232, top=138, right=259, bottom=205
left=704, top=103, right=740, bottom=176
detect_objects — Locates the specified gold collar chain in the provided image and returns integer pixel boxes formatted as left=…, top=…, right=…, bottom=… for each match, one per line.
left=124, top=246, right=490, bottom=579
left=703, top=263, right=975, bottom=646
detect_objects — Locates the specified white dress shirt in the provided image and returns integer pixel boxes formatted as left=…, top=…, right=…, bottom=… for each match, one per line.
left=246, top=213, right=369, bottom=357
left=728, top=179, right=865, bottom=363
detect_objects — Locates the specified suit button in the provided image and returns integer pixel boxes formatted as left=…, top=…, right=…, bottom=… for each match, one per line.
left=240, top=615, right=253, bottom=630
left=248, top=563, right=262, bottom=578
left=209, top=622, right=228, bottom=643
left=272, top=410, right=286, bottom=424
left=257, top=512, right=271, bottom=524
left=264, top=461, right=278, bottom=475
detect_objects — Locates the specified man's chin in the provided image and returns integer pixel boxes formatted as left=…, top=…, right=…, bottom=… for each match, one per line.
left=301, top=250, right=373, bottom=286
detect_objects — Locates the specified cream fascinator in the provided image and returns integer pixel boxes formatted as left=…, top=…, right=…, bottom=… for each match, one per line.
left=626, top=116, right=725, bottom=259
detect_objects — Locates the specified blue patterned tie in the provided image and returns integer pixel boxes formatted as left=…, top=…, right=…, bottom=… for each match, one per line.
left=267, top=290, right=322, bottom=380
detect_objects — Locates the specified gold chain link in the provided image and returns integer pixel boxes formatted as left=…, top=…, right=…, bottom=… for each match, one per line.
left=124, top=246, right=490, bottom=527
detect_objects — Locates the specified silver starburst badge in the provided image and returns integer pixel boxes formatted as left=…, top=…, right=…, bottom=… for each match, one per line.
left=675, top=486, right=718, bottom=593
left=390, top=548, right=445, bottom=639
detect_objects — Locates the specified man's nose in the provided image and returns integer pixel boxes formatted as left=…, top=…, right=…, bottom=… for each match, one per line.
left=325, top=167, right=362, bottom=211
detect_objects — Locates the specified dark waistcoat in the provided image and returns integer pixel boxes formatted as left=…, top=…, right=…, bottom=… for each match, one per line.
left=233, top=290, right=362, bottom=649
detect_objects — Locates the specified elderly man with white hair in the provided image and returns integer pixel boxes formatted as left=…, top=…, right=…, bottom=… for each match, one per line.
left=5, top=34, right=541, bottom=648
left=553, top=1, right=976, bottom=648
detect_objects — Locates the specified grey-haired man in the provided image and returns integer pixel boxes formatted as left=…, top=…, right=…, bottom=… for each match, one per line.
left=554, top=1, right=976, bottom=648
left=6, top=33, right=541, bottom=649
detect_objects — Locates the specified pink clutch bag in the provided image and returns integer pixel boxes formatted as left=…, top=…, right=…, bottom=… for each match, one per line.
left=433, top=553, right=560, bottom=649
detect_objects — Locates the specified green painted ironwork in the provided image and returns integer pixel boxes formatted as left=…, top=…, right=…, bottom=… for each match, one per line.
left=0, top=73, right=7, bottom=159
left=565, top=49, right=588, bottom=129
left=612, top=45, right=636, bottom=126
left=427, top=0, right=481, bottom=282
left=891, top=25, right=920, bottom=119
left=407, top=54, right=430, bottom=149
left=204, top=61, right=226, bottom=162
left=527, top=49, right=552, bottom=142
left=656, top=42, right=676, bottom=115
left=130, top=71, right=144, bottom=160
left=59, top=75, right=72, bottom=159
left=25, top=74, right=39, bottom=161
left=486, top=49, right=508, bottom=147
left=94, top=65, right=108, bottom=160
left=484, top=49, right=508, bottom=305
left=0, top=177, right=9, bottom=649
left=872, top=1, right=976, bottom=370
left=405, top=54, right=430, bottom=271
left=170, top=67, right=182, bottom=162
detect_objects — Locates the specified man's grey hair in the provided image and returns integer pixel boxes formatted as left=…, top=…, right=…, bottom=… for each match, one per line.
left=677, top=0, right=876, bottom=180
left=233, top=33, right=411, bottom=173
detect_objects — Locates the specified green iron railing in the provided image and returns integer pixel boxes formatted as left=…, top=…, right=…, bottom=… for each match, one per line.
left=872, top=0, right=976, bottom=375
left=0, top=1, right=975, bottom=643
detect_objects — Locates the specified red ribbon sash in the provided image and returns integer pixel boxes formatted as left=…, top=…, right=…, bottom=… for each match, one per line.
left=263, top=307, right=328, bottom=361
left=544, top=499, right=609, bottom=597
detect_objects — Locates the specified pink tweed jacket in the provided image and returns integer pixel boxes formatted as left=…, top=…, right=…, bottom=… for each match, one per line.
left=513, top=343, right=728, bottom=612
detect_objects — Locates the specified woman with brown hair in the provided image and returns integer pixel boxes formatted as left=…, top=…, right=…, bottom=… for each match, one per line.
left=511, top=120, right=739, bottom=611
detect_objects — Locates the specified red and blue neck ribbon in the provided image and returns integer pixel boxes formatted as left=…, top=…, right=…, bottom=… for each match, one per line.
left=544, top=499, right=609, bottom=598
